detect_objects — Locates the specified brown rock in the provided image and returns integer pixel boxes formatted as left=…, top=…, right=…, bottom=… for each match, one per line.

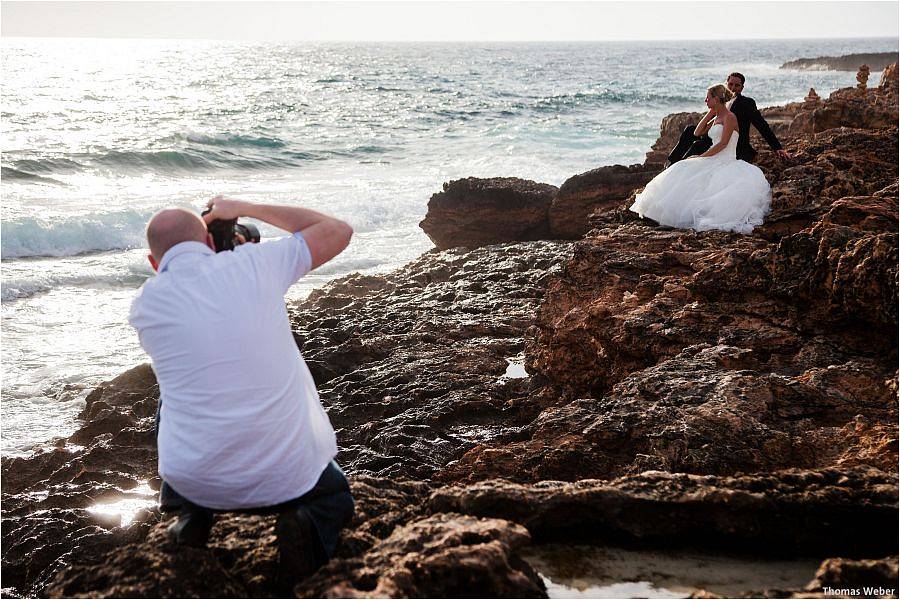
left=805, top=557, right=899, bottom=595
left=290, top=240, right=575, bottom=480
left=440, top=343, right=897, bottom=483
left=550, top=164, right=660, bottom=239
left=429, top=467, right=898, bottom=556
left=448, top=127, right=899, bottom=488
left=753, top=127, right=896, bottom=238
left=46, top=524, right=251, bottom=598
left=810, top=86, right=898, bottom=132
left=857, top=65, right=872, bottom=94
left=803, top=88, right=822, bottom=109
left=44, top=476, right=435, bottom=598
left=300, top=513, right=544, bottom=598
left=419, top=177, right=557, bottom=250
left=878, top=62, right=898, bottom=99
left=1, top=363, right=161, bottom=596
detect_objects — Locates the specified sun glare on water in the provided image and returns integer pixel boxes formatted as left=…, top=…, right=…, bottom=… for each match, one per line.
left=86, top=481, right=157, bottom=527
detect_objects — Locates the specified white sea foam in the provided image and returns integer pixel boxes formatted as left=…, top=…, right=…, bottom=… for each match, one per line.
left=1, top=210, right=151, bottom=259
left=1, top=259, right=150, bottom=301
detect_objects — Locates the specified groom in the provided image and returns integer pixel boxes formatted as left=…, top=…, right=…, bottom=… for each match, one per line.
left=667, top=72, right=791, bottom=165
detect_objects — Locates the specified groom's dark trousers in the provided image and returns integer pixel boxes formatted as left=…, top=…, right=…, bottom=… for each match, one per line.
left=667, top=95, right=783, bottom=165
left=667, top=126, right=713, bottom=164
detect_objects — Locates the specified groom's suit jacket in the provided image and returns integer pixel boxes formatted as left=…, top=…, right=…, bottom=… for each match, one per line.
left=730, top=94, right=783, bottom=162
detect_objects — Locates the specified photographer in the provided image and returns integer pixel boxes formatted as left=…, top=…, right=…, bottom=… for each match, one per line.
left=128, top=197, right=354, bottom=583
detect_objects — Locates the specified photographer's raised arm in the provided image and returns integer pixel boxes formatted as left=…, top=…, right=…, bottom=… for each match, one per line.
left=204, top=196, right=353, bottom=271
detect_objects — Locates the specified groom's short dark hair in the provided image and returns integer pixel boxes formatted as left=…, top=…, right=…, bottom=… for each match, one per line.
left=728, top=72, right=746, bottom=85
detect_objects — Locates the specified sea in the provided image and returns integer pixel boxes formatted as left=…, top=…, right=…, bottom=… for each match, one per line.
left=2, top=37, right=896, bottom=456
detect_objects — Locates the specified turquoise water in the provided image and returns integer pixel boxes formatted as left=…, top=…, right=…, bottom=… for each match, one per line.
left=1, top=38, right=896, bottom=454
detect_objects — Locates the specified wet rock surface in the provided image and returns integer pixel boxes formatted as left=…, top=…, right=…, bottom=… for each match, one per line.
left=3, top=73, right=897, bottom=598
left=1, top=365, right=161, bottom=597
left=42, top=477, right=434, bottom=599
left=289, top=240, right=574, bottom=480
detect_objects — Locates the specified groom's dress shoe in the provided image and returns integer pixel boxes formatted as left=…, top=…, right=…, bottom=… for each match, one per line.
left=166, top=506, right=215, bottom=548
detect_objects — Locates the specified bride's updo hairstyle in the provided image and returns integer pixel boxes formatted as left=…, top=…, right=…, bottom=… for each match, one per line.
left=707, top=84, right=734, bottom=105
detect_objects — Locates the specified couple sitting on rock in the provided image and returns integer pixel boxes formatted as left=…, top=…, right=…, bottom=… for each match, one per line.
left=631, top=72, right=790, bottom=234
left=128, top=198, right=355, bottom=587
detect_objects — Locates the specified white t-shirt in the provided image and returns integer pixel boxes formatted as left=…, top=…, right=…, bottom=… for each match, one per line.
left=128, top=232, right=337, bottom=510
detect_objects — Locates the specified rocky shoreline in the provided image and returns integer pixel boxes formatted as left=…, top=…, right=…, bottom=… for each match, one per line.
left=2, top=65, right=898, bottom=598
left=781, top=52, right=899, bottom=72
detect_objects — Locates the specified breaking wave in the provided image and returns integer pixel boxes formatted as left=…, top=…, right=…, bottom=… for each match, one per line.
left=1, top=209, right=151, bottom=259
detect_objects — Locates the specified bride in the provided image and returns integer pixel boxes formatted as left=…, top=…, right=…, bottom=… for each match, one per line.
left=630, top=84, right=772, bottom=234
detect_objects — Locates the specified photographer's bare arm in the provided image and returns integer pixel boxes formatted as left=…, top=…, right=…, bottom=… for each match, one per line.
left=204, top=196, right=353, bottom=270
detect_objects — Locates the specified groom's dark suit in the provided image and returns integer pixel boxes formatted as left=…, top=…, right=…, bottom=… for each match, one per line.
left=668, top=94, right=783, bottom=164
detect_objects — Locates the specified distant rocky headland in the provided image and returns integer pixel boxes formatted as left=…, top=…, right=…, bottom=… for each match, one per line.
left=781, top=51, right=899, bottom=71
left=2, top=62, right=898, bottom=599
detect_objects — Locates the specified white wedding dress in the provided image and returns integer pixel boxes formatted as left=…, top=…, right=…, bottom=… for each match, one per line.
left=630, top=123, right=772, bottom=234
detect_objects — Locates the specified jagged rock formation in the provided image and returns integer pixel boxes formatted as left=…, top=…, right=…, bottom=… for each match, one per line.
left=1, top=365, right=161, bottom=597
left=288, top=240, right=574, bottom=479
left=2, top=240, right=575, bottom=598
left=446, top=126, right=897, bottom=487
left=781, top=52, right=899, bottom=71
left=788, top=63, right=899, bottom=136
left=418, top=177, right=557, bottom=250
left=549, top=164, right=660, bottom=239
left=430, top=468, right=898, bottom=556
left=2, top=71, right=897, bottom=599
left=880, top=62, right=899, bottom=100
left=297, top=513, right=544, bottom=598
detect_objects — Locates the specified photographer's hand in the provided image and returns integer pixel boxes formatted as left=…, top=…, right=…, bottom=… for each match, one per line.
left=203, top=195, right=353, bottom=271
left=203, top=196, right=246, bottom=223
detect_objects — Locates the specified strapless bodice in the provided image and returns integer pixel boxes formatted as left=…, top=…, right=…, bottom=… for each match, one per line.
left=708, top=123, right=738, bottom=159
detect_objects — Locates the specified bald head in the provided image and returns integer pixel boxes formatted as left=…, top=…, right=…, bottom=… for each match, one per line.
left=146, top=208, right=209, bottom=263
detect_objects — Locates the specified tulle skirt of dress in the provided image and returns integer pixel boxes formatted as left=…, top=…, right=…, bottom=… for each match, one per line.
left=629, top=155, right=772, bottom=234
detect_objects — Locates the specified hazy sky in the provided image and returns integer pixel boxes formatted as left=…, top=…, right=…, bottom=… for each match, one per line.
left=2, top=1, right=899, bottom=42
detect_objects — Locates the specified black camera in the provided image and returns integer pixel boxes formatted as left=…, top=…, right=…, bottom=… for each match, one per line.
left=201, top=208, right=261, bottom=252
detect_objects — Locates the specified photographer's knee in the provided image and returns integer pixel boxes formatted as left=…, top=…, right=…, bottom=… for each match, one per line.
left=337, top=491, right=355, bottom=526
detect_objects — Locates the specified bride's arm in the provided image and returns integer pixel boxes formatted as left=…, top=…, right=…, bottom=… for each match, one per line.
left=693, top=109, right=715, bottom=136
left=699, top=116, right=736, bottom=157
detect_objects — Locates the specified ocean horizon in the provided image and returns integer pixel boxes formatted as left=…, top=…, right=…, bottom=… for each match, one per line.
left=2, top=36, right=897, bottom=455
